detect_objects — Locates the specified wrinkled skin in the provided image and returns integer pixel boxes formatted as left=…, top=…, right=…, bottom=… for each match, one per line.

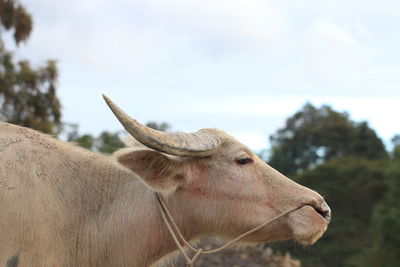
left=0, top=124, right=330, bottom=267
left=120, top=133, right=330, bottom=247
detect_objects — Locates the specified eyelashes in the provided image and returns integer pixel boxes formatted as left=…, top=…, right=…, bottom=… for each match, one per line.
left=236, top=157, right=253, bottom=165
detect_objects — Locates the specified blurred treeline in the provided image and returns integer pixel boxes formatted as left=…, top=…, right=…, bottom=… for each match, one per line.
left=61, top=121, right=169, bottom=153
left=0, top=1, right=399, bottom=267
left=265, top=104, right=400, bottom=267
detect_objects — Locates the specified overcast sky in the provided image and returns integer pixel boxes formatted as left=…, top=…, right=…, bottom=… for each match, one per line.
left=13, top=0, right=400, bottom=151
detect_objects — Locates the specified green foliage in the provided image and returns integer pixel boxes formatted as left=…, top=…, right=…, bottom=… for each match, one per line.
left=0, top=0, right=32, bottom=44
left=73, top=134, right=95, bottom=151
left=272, top=156, right=388, bottom=267
left=0, top=0, right=60, bottom=134
left=392, top=135, right=400, bottom=159
left=63, top=123, right=125, bottom=154
left=96, top=131, right=125, bottom=154
left=268, top=103, right=387, bottom=175
left=0, top=55, right=60, bottom=134
left=62, top=120, right=172, bottom=154
left=63, top=121, right=172, bottom=153
left=146, top=121, right=170, bottom=132
left=266, top=103, right=400, bottom=267
left=354, top=160, right=400, bottom=267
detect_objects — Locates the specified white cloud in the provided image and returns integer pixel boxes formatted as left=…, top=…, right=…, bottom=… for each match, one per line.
left=12, top=0, right=400, bottom=150
left=20, top=0, right=291, bottom=75
left=353, top=19, right=371, bottom=38
left=134, top=0, right=291, bottom=50
left=304, top=20, right=373, bottom=88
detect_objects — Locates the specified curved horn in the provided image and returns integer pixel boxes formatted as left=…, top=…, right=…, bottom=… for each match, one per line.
left=103, top=95, right=224, bottom=157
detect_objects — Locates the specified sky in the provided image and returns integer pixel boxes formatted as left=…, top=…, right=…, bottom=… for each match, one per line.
left=11, top=0, right=400, bottom=151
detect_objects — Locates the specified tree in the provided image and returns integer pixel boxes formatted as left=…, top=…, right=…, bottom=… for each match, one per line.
left=391, top=135, right=400, bottom=159
left=268, top=103, right=387, bottom=175
left=272, top=156, right=389, bottom=267
left=72, top=131, right=124, bottom=154
left=146, top=121, right=170, bottom=132
left=267, top=104, right=393, bottom=266
left=96, top=131, right=125, bottom=154
left=0, top=0, right=32, bottom=44
left=0, top=0, right=60, bottom=134
left=63, top=123, right=125, bottom=154
left=355, top=160, right=400, bottom=267
left=64, top=121, right=171, bottom=153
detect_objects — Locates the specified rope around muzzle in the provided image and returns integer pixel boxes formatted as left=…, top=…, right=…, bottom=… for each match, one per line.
left=155, top=193, right=303, bottom=267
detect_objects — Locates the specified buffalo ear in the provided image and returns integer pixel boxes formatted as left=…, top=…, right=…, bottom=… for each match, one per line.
left=115, top=149, right=185, bottom=192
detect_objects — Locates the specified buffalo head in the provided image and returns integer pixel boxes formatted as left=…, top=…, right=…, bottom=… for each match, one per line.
left=104, top=95, right=330, bottom=246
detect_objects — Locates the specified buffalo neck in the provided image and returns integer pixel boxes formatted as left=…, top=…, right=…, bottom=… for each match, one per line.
left=58, top=147, right=199, bottom=266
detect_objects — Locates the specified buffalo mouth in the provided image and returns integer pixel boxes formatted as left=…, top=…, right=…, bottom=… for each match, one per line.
left=311, top=205, right=332, bottom=223
left=286, top=203, right=331, bottom=245
left=307, top=203, right=331, bottom=223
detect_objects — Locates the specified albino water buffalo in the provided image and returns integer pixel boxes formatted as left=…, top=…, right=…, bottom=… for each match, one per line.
left=0, top=95, right=330, bottom=267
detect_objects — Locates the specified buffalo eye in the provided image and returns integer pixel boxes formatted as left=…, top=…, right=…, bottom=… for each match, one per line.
left=236, top=157, right=253, bottom=165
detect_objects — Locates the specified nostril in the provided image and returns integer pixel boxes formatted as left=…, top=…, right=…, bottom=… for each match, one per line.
left=301, top=197, right=332, bottom=223
left=314, top=203, right=331, bottom=222
left=319, top=209, right=330, bottom=221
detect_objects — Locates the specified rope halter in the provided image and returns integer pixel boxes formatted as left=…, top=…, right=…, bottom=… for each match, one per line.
left=155, top=193, right=302, bottom=267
